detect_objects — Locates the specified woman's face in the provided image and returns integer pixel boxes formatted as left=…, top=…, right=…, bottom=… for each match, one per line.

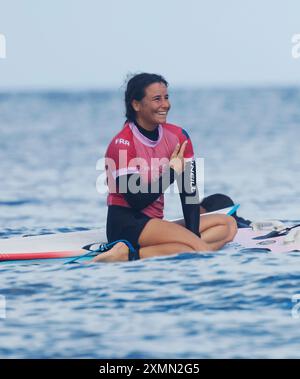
left=132, top=82, right=171, bottom=129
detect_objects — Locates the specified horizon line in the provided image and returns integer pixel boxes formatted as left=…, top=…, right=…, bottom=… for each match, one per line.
left=0, top=80, right=300, bottom=94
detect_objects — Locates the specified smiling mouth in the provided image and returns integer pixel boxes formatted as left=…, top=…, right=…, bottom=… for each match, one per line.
left=157, top=112, right=168, bottom=116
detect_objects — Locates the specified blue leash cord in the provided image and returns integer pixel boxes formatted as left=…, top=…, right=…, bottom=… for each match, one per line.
left=64, top=239, right=138, bottom=264
left=227, top=204, right=240, bottom=216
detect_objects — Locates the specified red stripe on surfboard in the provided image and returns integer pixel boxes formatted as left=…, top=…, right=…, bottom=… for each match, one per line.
left=0, top=250, right=85, bottom=261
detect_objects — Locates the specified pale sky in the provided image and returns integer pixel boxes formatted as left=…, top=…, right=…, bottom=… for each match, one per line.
left=0, top=0, right=300, bottom=90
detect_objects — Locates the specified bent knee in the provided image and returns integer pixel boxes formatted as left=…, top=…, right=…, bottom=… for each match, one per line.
left=225, top=216, right=238, bottom=242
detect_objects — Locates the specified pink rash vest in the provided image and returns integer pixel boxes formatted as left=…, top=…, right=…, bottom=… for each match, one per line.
left=105, top=122, right=195, bottom=219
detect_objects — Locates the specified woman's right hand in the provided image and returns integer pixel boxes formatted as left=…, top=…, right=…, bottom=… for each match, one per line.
left=169, top=141, right=188, bottom=175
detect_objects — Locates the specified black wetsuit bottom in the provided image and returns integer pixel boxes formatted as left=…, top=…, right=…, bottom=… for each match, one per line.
left=106, top=205, right=151, bottom=249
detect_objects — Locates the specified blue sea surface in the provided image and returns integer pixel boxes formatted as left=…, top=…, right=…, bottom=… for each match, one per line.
left=0, top=87, right=300, bottom=358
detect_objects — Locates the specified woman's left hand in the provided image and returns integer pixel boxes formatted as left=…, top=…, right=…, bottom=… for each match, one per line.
left=169, top=141, right=188, bottom=175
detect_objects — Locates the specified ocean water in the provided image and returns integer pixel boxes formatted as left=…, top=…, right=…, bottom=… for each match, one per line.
left=0, top=87, right=300, bottom=358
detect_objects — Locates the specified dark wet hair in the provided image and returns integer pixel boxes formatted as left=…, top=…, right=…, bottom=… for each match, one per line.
left=125, top=73, right=168, bottom=122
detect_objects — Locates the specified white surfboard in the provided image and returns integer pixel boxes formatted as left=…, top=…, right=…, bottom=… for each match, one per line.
left=232, top=226, right=300, bottom=253
left=1, top=207, right=299, bottom=262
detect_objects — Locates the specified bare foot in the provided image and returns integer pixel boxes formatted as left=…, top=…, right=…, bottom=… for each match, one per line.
left=91, top=242, right=129, bottom=262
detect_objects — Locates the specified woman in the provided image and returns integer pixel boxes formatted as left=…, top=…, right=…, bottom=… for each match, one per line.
left=94, top=73, right=237, bottom=262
